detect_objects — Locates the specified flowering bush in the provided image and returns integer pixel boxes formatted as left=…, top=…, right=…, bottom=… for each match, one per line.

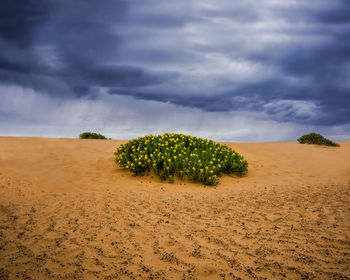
left=114, top=133, right=248, bottom=186
left=298, top=133, right=339, bottom=147
left=79, top=132, right=107, bottom=139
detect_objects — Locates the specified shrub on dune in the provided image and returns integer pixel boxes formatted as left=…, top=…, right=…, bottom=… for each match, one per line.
left=79, top=132, right=107, bottom=139
left=297, top=133, right=339, bottom=147
left=114, top=133, right=248, bottom=186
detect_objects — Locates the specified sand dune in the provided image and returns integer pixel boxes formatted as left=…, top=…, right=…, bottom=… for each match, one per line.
left=0, top=137, right=349, bottom=279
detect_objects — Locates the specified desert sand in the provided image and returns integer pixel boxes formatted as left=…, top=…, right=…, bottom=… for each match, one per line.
left=0, top=136, right=349, bottom=280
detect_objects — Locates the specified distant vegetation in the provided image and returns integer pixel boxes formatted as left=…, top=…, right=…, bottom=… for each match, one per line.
left=114, top=133, right=248, bottom=186
left=298, top=133, right=339, bottom=147
left=79, top=132, right=107, bottom=139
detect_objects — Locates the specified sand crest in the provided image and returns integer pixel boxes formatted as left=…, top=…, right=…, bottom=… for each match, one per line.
left=0, top=137, right=350, bottom=279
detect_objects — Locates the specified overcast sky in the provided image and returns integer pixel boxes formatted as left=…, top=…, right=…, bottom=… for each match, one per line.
left=0, top=0, right=349, bottom=141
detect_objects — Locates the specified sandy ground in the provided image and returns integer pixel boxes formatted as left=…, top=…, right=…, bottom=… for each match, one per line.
left=0, top=137, right=349, bottom=280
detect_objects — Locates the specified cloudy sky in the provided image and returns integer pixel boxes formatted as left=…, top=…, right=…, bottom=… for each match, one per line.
left=0, top=0, right=349, bottom=141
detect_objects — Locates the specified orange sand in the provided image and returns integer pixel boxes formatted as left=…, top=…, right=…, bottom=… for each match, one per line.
left=0, top=137, right=349, bottom=279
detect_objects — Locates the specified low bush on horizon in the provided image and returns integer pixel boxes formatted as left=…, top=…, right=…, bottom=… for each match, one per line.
left=79, top=132, right=107, bottom=139
left=298, top=133, right=339, bottom=147
left=114, top=133, right=248, bottom=186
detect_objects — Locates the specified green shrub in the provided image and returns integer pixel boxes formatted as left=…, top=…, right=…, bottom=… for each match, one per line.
left=297, top=133, right=339, bottom=147
left=114, top=133, right=248, bottom=186
left=79, top=132, right=107, bottom=139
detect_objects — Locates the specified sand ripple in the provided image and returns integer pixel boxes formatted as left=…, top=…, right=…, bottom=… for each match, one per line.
left=1, top=175, right=349, bottom=279
left=1, top=138, right=350, bottom=279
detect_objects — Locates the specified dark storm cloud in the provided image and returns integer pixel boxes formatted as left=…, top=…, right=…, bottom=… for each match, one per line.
left=312, top=0, right=350, bottom=24
left=0, top=0, right=140, bottom=94
left=0, top=0, right=349, bottom=127
left=83, top=65, right=165, bottom=88
left=0, top=0, right=56, bottom=45
left=109, top=0, right=350, bottom=125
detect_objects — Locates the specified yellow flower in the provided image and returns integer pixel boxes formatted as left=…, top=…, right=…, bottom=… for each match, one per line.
left=192, top=167, right=196, bottom=171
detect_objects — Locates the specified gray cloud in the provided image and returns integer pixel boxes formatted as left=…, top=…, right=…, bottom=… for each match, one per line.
left=0, top=0, right=349, bottom=140
left=3, top=84, right=345, bottom=142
